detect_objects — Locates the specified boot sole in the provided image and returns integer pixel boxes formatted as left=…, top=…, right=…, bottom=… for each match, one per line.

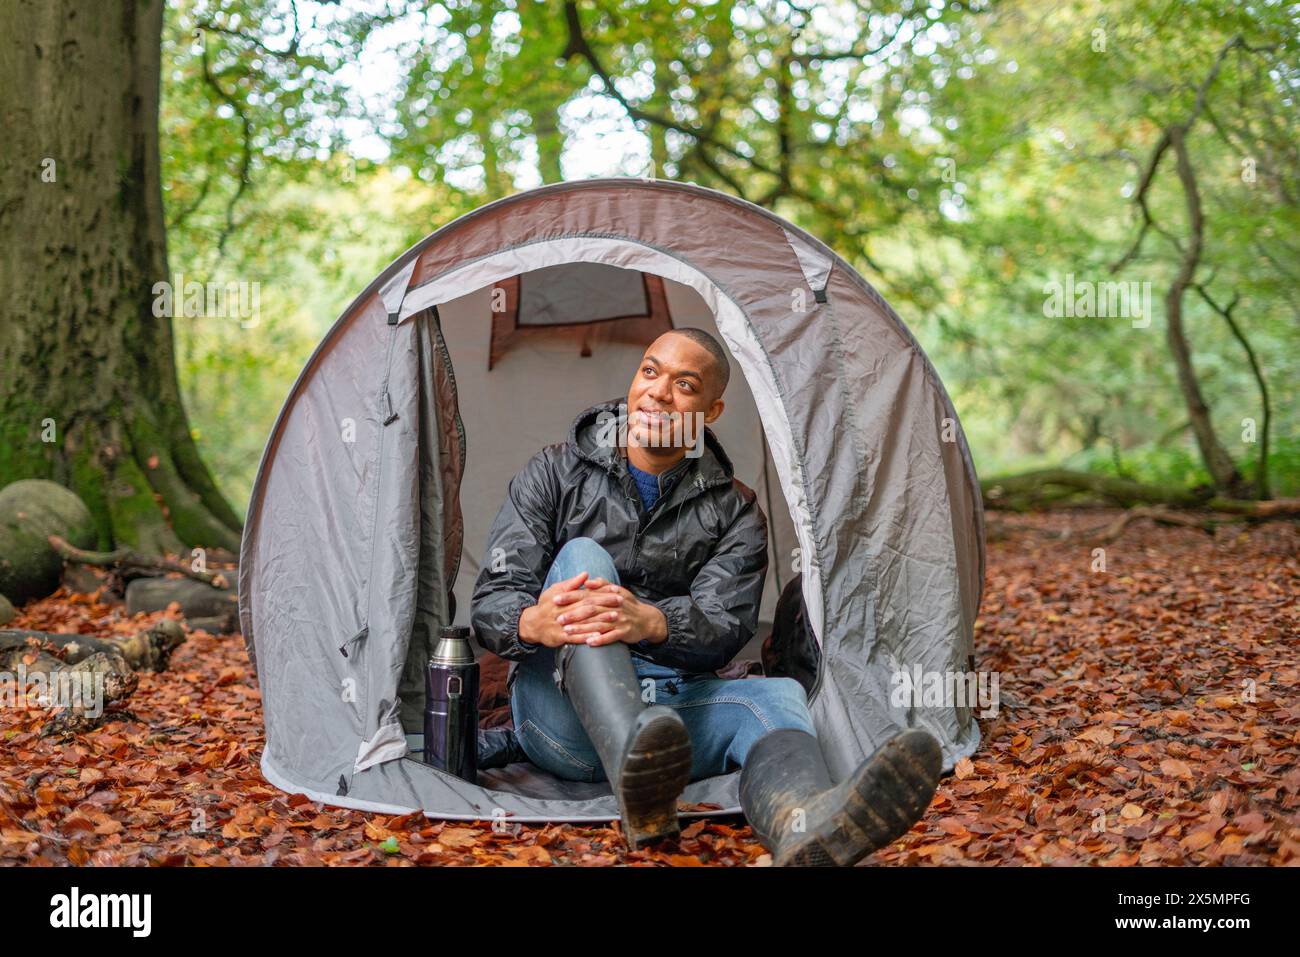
left=777, top=729, right=942, bottom=867
left=616, top=709, right=693, bottom=850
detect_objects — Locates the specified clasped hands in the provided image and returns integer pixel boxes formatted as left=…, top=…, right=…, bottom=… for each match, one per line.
left=518, top=571, right=668, bottom=648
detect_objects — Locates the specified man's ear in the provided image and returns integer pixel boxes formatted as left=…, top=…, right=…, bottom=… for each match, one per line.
left=704, top=398, right=724, bottom=424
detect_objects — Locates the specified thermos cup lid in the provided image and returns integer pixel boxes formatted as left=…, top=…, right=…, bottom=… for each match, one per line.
left=430, top=626, right=475, bottom=666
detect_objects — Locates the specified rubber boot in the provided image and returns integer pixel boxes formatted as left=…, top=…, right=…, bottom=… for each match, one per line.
left=555, top=642, right=692, bottom=849
left=476, top=728, right=530, bottom=770
left=739, top=727, right=942, bottom=866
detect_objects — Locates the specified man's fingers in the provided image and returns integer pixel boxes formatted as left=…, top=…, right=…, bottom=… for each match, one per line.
left=563, top=627, right=614, bottom=641
left=585, top=626, right=631, bottom=646
left=554, top=584, right=621, bottom=606
left=556, top=596, right=621, bottom=624
left=563, top=613, right=620, bottom=635
left=556, top=571, right=590, bottom=591
left=558, top=604, right=605, bottom=625
left=565, top=613, right=620, bottom=632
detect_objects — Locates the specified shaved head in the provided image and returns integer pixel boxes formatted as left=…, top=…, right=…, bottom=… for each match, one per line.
left=663, top=328, right=730, bottom=398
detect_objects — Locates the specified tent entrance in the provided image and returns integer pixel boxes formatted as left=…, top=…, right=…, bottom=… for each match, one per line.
left=393, top=235, right=828, bottom=648
left=394, top=263, right=804, bottom=799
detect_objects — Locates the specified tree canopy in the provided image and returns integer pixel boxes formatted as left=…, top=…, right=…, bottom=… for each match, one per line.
left=159, top=0, right=1298, bottom=513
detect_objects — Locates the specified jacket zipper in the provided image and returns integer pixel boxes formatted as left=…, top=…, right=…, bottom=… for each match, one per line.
left=623, top=464, right=720, bottom=562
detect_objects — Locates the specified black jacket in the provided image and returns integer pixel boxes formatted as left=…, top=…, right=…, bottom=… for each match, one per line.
left=470, top=398, right=769, bottom=675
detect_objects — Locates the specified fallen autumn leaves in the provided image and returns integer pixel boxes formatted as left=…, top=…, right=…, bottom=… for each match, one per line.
left=1, top=512, right=1295, bottom=866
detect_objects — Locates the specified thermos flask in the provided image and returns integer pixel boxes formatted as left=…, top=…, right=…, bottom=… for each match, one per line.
left=423, top=626, right=479, bottom=783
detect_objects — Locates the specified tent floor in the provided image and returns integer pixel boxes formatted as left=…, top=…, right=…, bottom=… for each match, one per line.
left=475, top=759, right=741, bottom=810
left=402, top=737, right=744, bottom=816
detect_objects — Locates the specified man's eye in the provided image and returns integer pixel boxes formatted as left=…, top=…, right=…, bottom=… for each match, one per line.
left=643, top=367, right=655, bottom=376
left=678, top=381, right=693, bottom=392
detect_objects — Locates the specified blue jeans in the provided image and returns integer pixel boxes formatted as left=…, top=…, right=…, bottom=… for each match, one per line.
left=510, top=537, right=817, bottom=783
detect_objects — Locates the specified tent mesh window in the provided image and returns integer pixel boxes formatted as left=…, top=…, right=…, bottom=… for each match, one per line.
left=489, top=262, right=673, bottom=369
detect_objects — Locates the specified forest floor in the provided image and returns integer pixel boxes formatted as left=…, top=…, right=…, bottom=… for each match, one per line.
left=2, top=511, right=1296, bottom=866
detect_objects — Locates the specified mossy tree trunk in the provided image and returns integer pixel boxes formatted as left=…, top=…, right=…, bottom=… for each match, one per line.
left=0, top=0, right=240, bottom=554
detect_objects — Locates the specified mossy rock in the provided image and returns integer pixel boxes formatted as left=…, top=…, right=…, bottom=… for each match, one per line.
left=0, top=480, right=96, bottom=605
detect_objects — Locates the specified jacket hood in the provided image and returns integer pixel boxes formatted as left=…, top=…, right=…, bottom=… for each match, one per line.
left=568, top=397, right=736, bottom=487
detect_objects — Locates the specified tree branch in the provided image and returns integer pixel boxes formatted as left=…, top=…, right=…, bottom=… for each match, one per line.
left=1195, top=284, right=1272, bottom=499
left=197, top=29, right=253, bottom=254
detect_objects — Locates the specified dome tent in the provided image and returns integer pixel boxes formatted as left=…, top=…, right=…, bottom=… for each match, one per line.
left=238, top=178, right=985, bottom=823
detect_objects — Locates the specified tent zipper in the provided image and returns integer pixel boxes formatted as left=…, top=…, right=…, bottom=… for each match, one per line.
left=354, top=320, right=400, bottom=748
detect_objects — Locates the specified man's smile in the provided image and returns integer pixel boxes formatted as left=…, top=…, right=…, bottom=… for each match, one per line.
left=634, top=405, right=677, bottom=426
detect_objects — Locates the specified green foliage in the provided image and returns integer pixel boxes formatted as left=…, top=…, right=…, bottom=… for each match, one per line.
left=903, top=0, right=1299, bottom=492
left=157, top=0, right=1299, bottom=505
left=169, top=165, right=459, bottom=514
left=161, top=1, right=470, bottom=511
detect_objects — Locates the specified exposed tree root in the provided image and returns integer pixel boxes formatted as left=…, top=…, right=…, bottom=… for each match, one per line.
left=48, top=534, right=228, bottom=589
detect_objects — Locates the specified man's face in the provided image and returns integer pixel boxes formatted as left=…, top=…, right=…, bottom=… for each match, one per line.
left=625, top=332, right=725, bottom=453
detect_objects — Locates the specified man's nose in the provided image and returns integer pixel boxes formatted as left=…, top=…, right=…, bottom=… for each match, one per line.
left=648, top=377, right=673, bottom=402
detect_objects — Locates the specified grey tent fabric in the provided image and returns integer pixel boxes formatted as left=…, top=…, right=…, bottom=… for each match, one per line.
left=239, top=178, right=985, bottom=823
left=517, top=261, right=649, bottom=325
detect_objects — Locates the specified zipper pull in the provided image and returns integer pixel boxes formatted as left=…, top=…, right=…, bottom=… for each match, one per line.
left=340, top=626, right=368, bottom=657
left=382, top=390, right=398, bottom=425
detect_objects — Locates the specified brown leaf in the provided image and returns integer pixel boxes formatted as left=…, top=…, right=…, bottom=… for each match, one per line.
left=438, top=827, right=479, bottom=849
left=1077, top=727, right=1114, bottom=745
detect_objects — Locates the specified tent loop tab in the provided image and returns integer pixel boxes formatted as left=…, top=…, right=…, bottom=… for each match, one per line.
left=781, top=227, right=834, bottom=305
left=379, top=256, right=418, bottom=325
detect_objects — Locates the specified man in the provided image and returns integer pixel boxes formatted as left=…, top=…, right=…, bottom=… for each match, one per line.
left=471, top=328, right=942, bottom=865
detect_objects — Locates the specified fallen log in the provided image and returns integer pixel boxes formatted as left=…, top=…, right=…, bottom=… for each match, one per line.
left=124, top=578, right=238, bottom=633
left=0, top=620, right=186, bottom=735
left=981, top=469, right=1300, bottom=517
left=0, top=619, right=186, bottom=673
left=0, top=642, right=63, bottom=674
left=38, top=652, right=139, bottom=738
